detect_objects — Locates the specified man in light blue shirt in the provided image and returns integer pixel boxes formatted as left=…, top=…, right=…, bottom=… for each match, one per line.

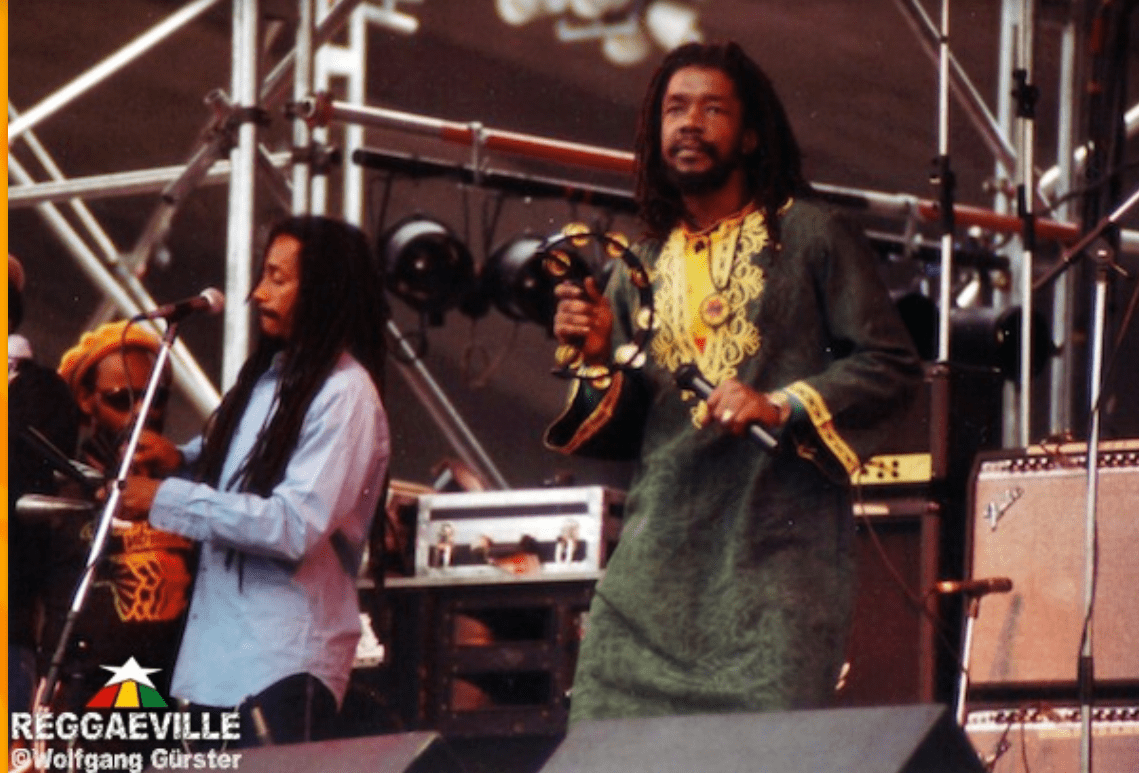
left=121, top=216, right=390, bottom=746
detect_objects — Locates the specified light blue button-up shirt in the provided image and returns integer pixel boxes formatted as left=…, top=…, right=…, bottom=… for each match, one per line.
left=151, top=351, right=389, bottom=707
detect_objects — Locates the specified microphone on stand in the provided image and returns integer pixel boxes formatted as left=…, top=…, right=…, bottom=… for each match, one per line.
left=934, top=577, right=1013, bottom=596
left=674, top=362, right=778, bottom=453
left=132, top=288, right=225, bottom=323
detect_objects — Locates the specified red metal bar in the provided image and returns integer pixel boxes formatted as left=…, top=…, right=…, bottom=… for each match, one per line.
left=323, top=97, right=1100, bottom=246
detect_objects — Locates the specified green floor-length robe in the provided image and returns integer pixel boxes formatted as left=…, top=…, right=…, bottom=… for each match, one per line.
left=547, top=199, right=923, bottom=721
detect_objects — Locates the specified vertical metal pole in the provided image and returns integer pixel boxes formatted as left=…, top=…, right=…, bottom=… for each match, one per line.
left=224, top=0, right=261, bottom=389
left=998, top=0, right=1021, bottom=446
left=928, top=0, right=954, bottom=490
left=1079, top=271, right=1107, bottom=773
left=293, top=0, right=315, bottom=214
left=935, top=0, right=953, bottom=366
left=1016, top=0, right=1036, bottom=447
left=1049, top=3, right=1086, bottom=436
left=996, top=0, right=1018, bottom=218
left=955, top=597, right=980, bottom=726
left=311, top=2, right=371, bottom=222
left=311, top=1, right=334, bottom=215
left=342, top=6, right=368, bottom=226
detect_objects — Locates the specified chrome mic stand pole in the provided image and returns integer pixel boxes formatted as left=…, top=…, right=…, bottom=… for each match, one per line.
left=1034, top=185, right=1138, bottom=773
left=33, top=321, right=181, bottom=713
left=939, top=579, right=1013, bottom=725
left=1077, top=253, right=1108, bottom=773
left=955, top=595, right=981, bottom=726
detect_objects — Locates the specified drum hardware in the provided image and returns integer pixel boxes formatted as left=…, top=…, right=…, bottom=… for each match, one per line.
left=22, top=425, right=105, bottom=496
left=14, top=494, right=95, bottom=521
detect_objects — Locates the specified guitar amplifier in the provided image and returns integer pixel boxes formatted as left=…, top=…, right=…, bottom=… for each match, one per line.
left=967, top=440, right=1139, bottom=690
left=966, top=705, right=1139, bottom=773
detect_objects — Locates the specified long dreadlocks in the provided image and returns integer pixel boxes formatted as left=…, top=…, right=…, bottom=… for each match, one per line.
left=634, top=41, right=811, bottom=243
left=196, top=216, right=388, bottom=495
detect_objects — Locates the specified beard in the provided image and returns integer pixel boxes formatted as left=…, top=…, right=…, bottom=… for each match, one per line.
left=663, top=138, right=744, bottom=196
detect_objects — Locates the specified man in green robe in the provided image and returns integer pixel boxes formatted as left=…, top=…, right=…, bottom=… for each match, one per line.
left=547, top=42, right=922, bottom=721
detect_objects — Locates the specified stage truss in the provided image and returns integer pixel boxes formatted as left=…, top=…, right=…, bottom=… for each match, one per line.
left=8, top=0, right=1139, bottom=481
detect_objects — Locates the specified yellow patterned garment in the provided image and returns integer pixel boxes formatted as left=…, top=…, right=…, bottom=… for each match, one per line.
left=655, top=204, right=766, bottom=427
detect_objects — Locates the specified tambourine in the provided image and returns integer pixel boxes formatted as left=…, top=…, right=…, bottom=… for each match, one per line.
left=541, top=222, right=657, bottom=388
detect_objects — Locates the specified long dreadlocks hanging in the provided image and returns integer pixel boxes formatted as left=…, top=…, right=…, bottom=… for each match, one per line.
left=192, top=216, right=389, bottom=583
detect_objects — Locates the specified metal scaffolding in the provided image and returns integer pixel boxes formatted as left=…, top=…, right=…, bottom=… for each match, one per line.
left=7, top=0, right=1138, bottom=480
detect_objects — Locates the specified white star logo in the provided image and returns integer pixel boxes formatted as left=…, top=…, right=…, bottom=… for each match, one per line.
left=100, top=657, right=161, bottom=689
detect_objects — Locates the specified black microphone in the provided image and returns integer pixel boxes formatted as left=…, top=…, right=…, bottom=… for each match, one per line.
left=934, top=577, right=1013, bottom=596
left=132, top=288, right=225, bottom=322
left=674, top=362, right=778, bottom=452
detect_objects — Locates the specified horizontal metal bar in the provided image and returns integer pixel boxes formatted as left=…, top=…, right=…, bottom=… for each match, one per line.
left=321, top=100, right=634, bottom=174
left=7, top=152, right=292, bottom=207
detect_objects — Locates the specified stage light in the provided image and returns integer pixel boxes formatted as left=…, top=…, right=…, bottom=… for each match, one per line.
left=894, top=292, right=1056, bottom=380
left=555, top=13, right=639, bottom=43
left=480, top=227, right=626, bottom=329
left=602, top=26, right=652, bottom=66
left=953, top=306, right=1056, bottom=381
left=480, top=235, right=557, bottom=327
left=503, top=0, right=701, bottom=67
left=495, top=0, right=569, bottom=26
left=379, top=215, right=475, bottom=324
left=644, top=0, right=703, bottom=50
left=568, top=0, right=633, bottom=20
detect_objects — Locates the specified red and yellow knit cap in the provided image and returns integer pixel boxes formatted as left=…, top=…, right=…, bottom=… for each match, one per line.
left=58, top=320, right=161, bottom=393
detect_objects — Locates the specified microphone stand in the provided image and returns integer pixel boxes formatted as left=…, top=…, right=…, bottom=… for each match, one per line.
left=946, top=579, right=1013, bottom=726
left=955, top=594, right=981, bottom=727
left=1032, top=184, right=1138, bottom=773
left=927, top=0, right=958, bottom=722
left=33, top=320, right=182, bottom=714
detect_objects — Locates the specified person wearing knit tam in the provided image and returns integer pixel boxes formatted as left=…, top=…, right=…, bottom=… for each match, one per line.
left=40, top=320, right=195, bottom=712
left=58, top=320, right=173, bottom=473
left=8, top=253, right=80, bottom=713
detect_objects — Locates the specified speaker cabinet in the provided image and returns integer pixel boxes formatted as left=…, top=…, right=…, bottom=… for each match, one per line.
left=966, top=705, right=1139, bottom=773
left=838, top=494, right=939, bottom=706
left=193, top=732, right=463, bottom=773
left=967, top=440, right=1139, bottom=690
left=540, top=704, right=984, bottom=773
